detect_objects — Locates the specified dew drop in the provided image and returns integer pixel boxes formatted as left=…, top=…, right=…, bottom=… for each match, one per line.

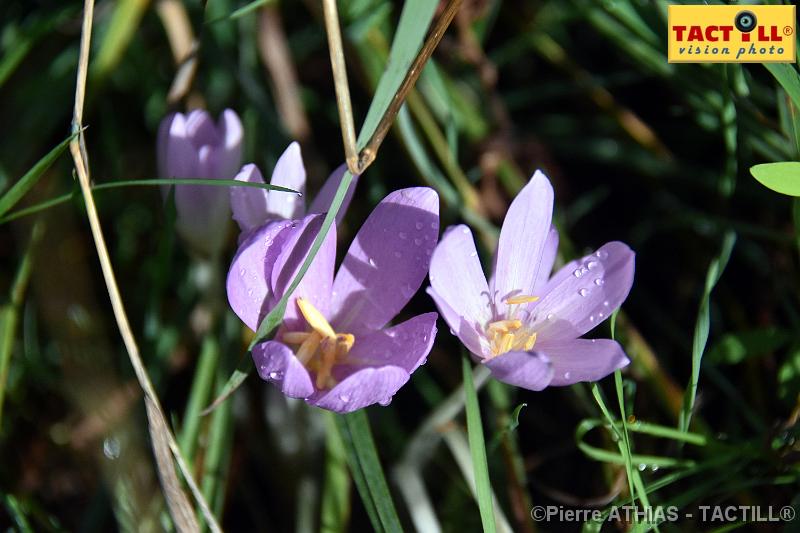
left=103, top=437, right=121, bottom=460
left=603, top=300, right=610, bottom=307
left=461, top=227, right=469, bottom=234
left=368, top=258, right=377, bottom=267
left=470, top=251, right=478, bottom=258
left=563, top=371, right=572, bottom=380
left=379, top=396, right=393, bottom=406
left=415, top=222, right=423, bottom=230
left=573, top=269, right=583, bottom=278
left=399, top=232, right=407, bottom=240
left=589, top=315, right=595, bottom=322
left=449, top=328, right=456, bottom=335
left=268, top=371, right=282, bottom=380
left=339, top=394, right=350, bottom=403
left=594, top=278, right=604, bottom=286
left=546, top=313, right=555, bottom=321
left=239, top=268, right=246, bottom=277
left=430, top=222, right=437, bottom=229
left=578, top=288, right=589, bottom=297
left=414, top=238, right=423, bottom=246
left=598, top=312, right=604, bottom=319
left=638, top=464, right=647, bottom=472
left=596, top=249, right=608, bottom=259
left=587, top=260, right=598, bottom=270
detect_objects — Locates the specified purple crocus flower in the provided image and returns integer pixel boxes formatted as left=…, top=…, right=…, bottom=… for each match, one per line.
left=157, top=109, right=243, bottom=256
left=428, top=171, right=635, bottom=390
left=227, top=187, right=439, bottom=412
left=230, top=142, right=358, bottom=238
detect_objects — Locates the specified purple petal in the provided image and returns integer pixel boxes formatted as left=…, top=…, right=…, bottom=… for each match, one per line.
left=343, top=312, right=437, bottom=373
left=185, top=110, right=220, bottom=147
left=429, top=224, right=492, bottom=331
left=216, top=109, right=244, bottom=179
left=252, top=341, right=315, bottom=399
left=265, top=142, right=306, bottom=220
left=531, top=241, right=635, bottom=340
left=231, top=164, right=269, bottom=232
left=309, top=366, right=409, bottom=413
left=226, top=220, right=293, bottom=331
left=535, top=226, right=559, bottom=291
left=308, top=163, right=360, bottom=224
left=270, top=214, right=337, bottom=331
left=494, top=170, right=554, bottom=303
left=331, top=187, right=439, bottom=335
left=538, top=338, right=629, bottom=386
left=483, top=350, right=554, bottom=391
left=161, top=113, right=197, bottom=179
left=156, top=112, right=179, bottom=179
left=427, top=287, right=488, bottom=358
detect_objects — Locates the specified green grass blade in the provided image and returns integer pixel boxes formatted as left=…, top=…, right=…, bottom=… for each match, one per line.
left=179, top=338, right=219, bottom=461
left=0, top=132, right=76, bottom=218
left=764, top=63, right=800, bottom=110
left=321, top=412, right=351, bottom=533
left=355, top=0, right=438, bottom=149
left=462, top=355, right=497, bottom=533
left=679, top=231, right=736, bottom=433
left=93, top=0, right=149, bottom=77
left=336, top=410, right=403, bottom=533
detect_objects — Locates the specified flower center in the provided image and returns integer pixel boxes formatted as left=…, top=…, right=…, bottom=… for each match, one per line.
left=282, top=298, right=355, bottom=390
left=485, top=294, right=539, bottom=357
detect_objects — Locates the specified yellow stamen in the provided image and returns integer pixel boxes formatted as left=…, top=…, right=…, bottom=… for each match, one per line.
left=297, top=297, right=336, bottom=338
left=316, top=339, right=338, bottom=389
left=498, top=333, right=515, bottom=355
left=282, top=331, right=311, bottom=344
left=505, top=294, right=540, bottom=305
left=296, top=331, right=322, bottom=365
left=523, top=331, right=537, bottom=351
left=487, top=319, right=522, bottom=334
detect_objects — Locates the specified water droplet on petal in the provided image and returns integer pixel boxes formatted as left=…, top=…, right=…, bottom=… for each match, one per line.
left=596, top=249, right=608, bottom=259
left=449, top=328, right=456, bottom=335
left=587, top=261, right=598, bottom=270
left=573, top=269, right=583, bottom=278
left=268, top=371, right=282, bottom=380
left=563, top=371, right=572, bottom=380
left=594, top=278, right=604, bottom=286
left=589, top=315, right=595, bottom=322
left=415, top=222, right=423, bottom=230
left=470, top=251, right=478, bottom=258
left=461, top=227, right=469, bottom=234
left=379, top=396, right=393, bottom=406
left=399, top=232, right=407, bottom=239
left=603, top=300, right=610, bottom=307
left=546, top=313, right=555, bottom=321
left=368, top=258, right=377, bottom=267
left=598, top=312, right=605, bottom=319
left=414, top=238, right=423, bottom=246
left=579, top=288, right=589, bottom=297
left=339, top=394, right=350, bottom=403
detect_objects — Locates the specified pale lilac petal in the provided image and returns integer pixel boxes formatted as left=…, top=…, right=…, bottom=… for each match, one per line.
left=162, top=113, right=197, bottom=178
left=534, top=226, right=559, bottom=292
left=226, top=220, right=292, bottom=331
left=483, top=351, right=554, bottom=391
left=231, top=164, right=270, bottom=232
left=185, top=110, right=219, bottom=147
left=531, top=241, right=635, bottom=340
left=309, top=366, right=409, bottom=413
left=427, top=287, right=488, bottom=358
left=494, top=170, right=554, bottom=302
left=308, top=164, right=359, bottom=224
left=429, top=224, right=492, bottom=331
left=270, top=214, right=337, bottom=331
left=252, top=341, right=314, bottom=399
left=342, top=312, right=437, bottom=373
left=265, top=142, right=306, bottom=220
left=214, top=109, right=244, bottom=179
left=538, top=338, right=629, bottom=386
left=331, top=187, right=439, bottom=335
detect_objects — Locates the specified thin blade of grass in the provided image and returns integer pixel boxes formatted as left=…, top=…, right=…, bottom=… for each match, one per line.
left=0, top=132, right=77, bottom=218
left=335, top=410, right=402, bottom=533
left=764, top=64, right=800, bottom=110
left=462, top=355, right=497, bottom=533
left=321, top=412, right=351, bottom=533
left=679, top=231, right=736, bottom=433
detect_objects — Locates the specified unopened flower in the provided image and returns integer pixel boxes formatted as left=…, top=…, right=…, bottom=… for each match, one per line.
left=428, top=171, right=635, bottom=390
left=230, top=142, right=357, bottom=238
left=227, top=188, right=439, bottom=412
left=157, top=109, right=243, bottom=256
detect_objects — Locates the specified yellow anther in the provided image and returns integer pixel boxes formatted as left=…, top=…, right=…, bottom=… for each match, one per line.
left=296, top=331, right=322, bottom=365
left=523, top=331, right=537, bottom=351
left=487, top=319, right=522, bottom=334
left=297, top=298, right=336, bottom=339
left=316, top=339, right=338, bottom=389
left=336, top=333, right=355, bottom=351
left=505, top=294, right=540, bottom=305
left=498, top=333, right=515, bottom=355
left=282, top=331, right=311, bottom=344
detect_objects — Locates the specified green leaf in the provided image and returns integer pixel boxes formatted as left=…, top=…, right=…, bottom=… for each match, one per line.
left=355, top=0, right=438, bottom=149
left=335, top=411, right=403, bottom=533
left=462, top=355, right=497, bottom=533
left=93, top=0, right=149, bottom=77
left=0, top=133, right=76, bottom=219
left=750, top=162, right=800, bottom=197
left=707, top=328, right=790, bottom=365
left=764, top=63, right=800, bottom=111
left=321, top=412, right=352, bottom=533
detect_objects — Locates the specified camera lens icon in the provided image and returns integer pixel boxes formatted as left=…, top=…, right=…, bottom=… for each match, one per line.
left=735, top=10, right=757, bottom=33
